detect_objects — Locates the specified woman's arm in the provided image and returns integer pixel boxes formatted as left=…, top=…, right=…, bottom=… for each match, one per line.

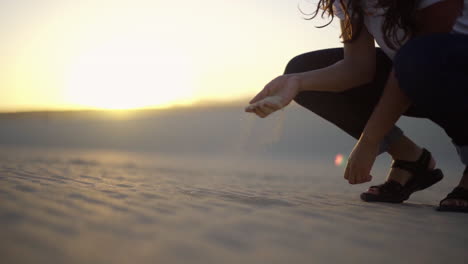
left=246, top=21, right=377, bottom=117
left=297, top=21, right=377, bottom=93
left=360, top=0, right=463, bottom=145
left=360, top=71, right=409, bottom=145
left=344, top=0, right=463, bottom=184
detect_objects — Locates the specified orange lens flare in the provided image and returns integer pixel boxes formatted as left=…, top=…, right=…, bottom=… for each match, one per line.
left=334, top=154, right=344, bottom=166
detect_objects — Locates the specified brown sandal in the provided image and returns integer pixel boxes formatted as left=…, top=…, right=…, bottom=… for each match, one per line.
left=437, top=187, right=468, bottom=213
left=361, top=148, right=443, bottom=203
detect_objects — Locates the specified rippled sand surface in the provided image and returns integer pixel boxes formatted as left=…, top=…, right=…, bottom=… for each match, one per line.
left=1, top=147, right=467, bottom=264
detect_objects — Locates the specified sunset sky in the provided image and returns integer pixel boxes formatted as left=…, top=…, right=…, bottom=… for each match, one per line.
left=1, top=0, right=341, bottom=112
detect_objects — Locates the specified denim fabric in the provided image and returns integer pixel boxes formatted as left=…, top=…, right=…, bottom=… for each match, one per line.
left=395, top=33, right=468, bottom=165
left=456, top=145, right=468, bottom=166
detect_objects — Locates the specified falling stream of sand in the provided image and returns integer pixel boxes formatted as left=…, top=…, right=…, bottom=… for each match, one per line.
left=237, top=96, right=286, bottom=155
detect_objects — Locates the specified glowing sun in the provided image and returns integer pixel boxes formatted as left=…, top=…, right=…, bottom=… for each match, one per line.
left=64, top=41, right=194, bottom=110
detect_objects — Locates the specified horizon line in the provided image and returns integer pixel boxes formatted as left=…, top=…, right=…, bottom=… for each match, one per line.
left=0, top=98, right=250, bottom=115
left=0, top=98, right=249, bottom=115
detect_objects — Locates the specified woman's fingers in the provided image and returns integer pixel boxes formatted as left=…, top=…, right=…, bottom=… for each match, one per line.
left=244, top=103, right=257, bottom=112
left=345, top=160, right=365, bottom=184
left=346, top=163, right=373, bottom=184
left=245, top=100, right=263, bottom=112
left=355, top=168, right=366, bottom=184
left=249, top=89, right=268, bottom=104
left=344, top=162, right=350, bottom=181
left=245, top=97, right=283, bottom=116
left=249, top=88, right=269, bottom=104
left=264, top=101, right=282, bottom=110
left=246, top=74, right=297, bottom=117
left=259, top=104, right=277, bottom=117
left=248, top=74, right=296, bottom=111
left=348, top=165, right=358, bottom=184
left=249, top=75, right=287, bottom=104
left=254, top=107, right=268, bottom=118
left=344, top=140, right=378, bottom=185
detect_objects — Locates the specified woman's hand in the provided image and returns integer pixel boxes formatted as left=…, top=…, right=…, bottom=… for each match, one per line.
left=344, top=138, right=380, bottom=184
left=245, top=74, right=301, bottom=118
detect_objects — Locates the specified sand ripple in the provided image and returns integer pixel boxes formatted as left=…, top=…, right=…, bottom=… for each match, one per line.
left=0, top=147, right=467, bottom=264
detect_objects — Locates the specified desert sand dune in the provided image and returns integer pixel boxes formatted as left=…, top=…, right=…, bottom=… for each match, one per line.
left=0, top=147, right=467, bottom=264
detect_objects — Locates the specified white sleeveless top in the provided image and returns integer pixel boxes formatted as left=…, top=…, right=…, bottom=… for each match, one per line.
left=453, top=0, right=468, bottom=33
left=333, top=0, right=468, bottom=59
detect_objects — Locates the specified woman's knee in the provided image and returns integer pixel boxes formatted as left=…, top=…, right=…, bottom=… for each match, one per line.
left=394, top=35, right=443, bottom=103
left=283, top=53, right=316, bottom=75
left=284, top=48, right=343, bottom=75
left=293, top=91, right=310, bottom=106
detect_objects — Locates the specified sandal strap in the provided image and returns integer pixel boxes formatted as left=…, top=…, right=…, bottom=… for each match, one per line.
left=391, top=148, right=431, bottom=175
left=442, top=187, right=468, bottom=201
left=370, top=180, right=403, bottom=194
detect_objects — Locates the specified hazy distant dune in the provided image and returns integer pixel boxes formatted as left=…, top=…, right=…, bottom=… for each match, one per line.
left=0, top=103, right=460, bottom=163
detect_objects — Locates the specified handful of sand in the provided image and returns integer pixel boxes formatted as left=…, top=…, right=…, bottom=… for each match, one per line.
left=245, top=95, right=283, bottom=113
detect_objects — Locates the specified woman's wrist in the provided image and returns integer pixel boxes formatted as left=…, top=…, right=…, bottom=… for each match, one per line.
left=290, top=72, right=304, bottom=93
left=359, top=132, right=382, bottom=146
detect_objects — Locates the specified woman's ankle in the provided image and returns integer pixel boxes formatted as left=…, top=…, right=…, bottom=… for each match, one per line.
left=388, top=136, right=422, bottom=161
left=387, top=136, right=436, bottom=170
left=459, top=166, right=468, bottom=188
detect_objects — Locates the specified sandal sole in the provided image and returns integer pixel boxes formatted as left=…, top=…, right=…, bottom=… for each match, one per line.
left=360, top=169, right=444, bottom=203
left=436, top=206, right=468, bottom=213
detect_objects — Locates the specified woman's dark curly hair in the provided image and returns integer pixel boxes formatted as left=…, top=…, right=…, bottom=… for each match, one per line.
left=300, top=0, right=418, bottom=50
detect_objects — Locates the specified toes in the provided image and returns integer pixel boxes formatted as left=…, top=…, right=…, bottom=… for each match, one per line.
left=366, top=187, right=379, bottom=195
left=441, top=199, right=455, bottom=207
left=441, top=199, right=468, bottom=207
left=455, top=200, right=468, bottom=207
left=457, top=200, right=468, bottom=207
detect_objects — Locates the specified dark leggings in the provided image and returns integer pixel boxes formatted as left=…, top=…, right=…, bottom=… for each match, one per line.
left=286, top=33, right=468, bottom=164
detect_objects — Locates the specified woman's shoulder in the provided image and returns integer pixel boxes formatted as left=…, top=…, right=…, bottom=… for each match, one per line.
left=332, top=0, right=348, bottom=20
left=333, top=0, right=446, bottom=18
left=418, top=0, right=445, bottom=9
